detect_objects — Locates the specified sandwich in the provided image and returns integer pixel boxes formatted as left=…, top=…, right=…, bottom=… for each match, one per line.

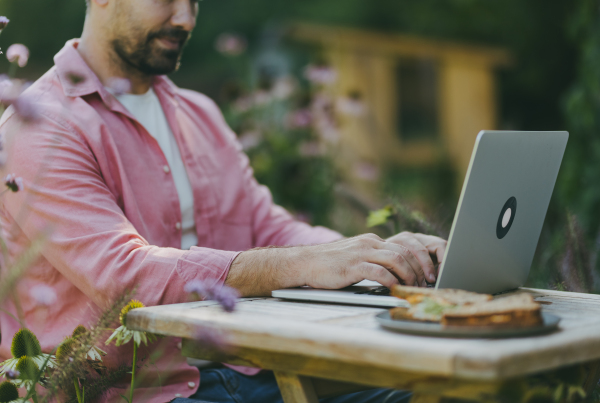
left=389, top=285, right=542, bottom=328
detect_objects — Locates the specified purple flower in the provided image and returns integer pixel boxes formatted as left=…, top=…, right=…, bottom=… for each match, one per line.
left=4, top=173, right=23, bottom=192
left=193, top=327, right=230, bottom=352
left=304, top=65, right=337, bottom=86
left=353, top=162, right=380, bottom=182
left=0, top=16, right=9, bottom=31
left=30, top=284, right=57, bottom=306
left=6, top=44, right=29, bottom=68
left=0, top=76, right=21, bottom=105
left=287, top=109, right=312, bottom=129
left=6, top=369, right=20, bottom=379
left=184, top=280, right=239, bottom=312
left=106, top=77, right=131, bottom=95
left=13, top=94, right=40, bottom=123
left=215, top=33, right=247, bottom=56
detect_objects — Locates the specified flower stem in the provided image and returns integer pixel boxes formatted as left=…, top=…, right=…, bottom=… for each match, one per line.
left=74, top=378, right=83, bottom=403
left=129, top=342, right=138, bottom=403
left=7, top=61, right=17, bottom=78
left=31, top=391, right=39, bottom=403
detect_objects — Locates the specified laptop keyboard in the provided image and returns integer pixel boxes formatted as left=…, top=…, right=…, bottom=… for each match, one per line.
left=353, top=283, right=436, bottom=296
left=354, top=286, right=391, bottom=296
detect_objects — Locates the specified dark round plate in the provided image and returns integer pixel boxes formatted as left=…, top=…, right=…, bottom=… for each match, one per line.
left=376, top=311, right=561, bottom=338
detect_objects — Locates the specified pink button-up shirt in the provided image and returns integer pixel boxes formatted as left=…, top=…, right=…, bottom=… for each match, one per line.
left=0, top=40, right=341, bottom=402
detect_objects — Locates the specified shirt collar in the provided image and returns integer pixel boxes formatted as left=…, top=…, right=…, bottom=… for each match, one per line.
left=54, top=39, right=177, bottom=103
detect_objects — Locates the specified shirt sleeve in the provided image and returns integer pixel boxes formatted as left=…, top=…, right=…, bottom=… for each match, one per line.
left=199, top=97, right=344, bottom=248
left=0, top=111, right=238, bottom=309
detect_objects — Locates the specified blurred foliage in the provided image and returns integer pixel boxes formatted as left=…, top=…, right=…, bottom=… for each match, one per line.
left=220, top=72, right=338, bottom=225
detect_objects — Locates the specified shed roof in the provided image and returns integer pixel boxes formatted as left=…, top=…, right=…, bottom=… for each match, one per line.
left=290, top=23, right=512, bottom=68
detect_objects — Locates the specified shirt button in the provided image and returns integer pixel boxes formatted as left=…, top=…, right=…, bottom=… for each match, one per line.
left=163, top=165, right=170, bottom=173
left=175, top=393, right=182, bottom=397
left=177, top=341, right=182, bottom=350
left=175, top=222, right=182, bottom=230
left=188, top=382, right=196, bottom=389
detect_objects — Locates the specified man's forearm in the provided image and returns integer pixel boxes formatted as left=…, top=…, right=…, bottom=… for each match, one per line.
left=225, top=246, right=307, bottom=297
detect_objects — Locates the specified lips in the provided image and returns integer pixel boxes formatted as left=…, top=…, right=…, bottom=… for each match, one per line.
left=156, top=37, right=182, bottom=50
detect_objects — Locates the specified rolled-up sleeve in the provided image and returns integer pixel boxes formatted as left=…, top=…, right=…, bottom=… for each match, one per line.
left=0, top=111, right=237, bottom=308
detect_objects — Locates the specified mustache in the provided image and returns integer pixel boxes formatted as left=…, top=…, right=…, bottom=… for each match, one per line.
left=147, top=28, right=190, bottom=44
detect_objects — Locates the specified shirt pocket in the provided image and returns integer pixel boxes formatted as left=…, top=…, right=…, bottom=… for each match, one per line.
left=206, top=145, right=254, bottom=251
left=209, top=145, right=253, bottom=225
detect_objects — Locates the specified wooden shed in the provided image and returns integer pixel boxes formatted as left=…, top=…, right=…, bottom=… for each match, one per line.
left=290, top=23, right=511, bottom=194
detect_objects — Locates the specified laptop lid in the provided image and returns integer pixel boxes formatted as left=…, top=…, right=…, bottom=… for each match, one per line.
left=435, top=130, right=568, bottom=294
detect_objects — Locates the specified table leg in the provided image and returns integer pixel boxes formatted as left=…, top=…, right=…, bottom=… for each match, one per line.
left=274, top=371, right=319, bottom=403
left=409, top=394, right=442, bottom=403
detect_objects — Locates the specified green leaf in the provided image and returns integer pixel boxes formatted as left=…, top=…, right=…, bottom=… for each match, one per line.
left=366, top=206, right=394, bottom=228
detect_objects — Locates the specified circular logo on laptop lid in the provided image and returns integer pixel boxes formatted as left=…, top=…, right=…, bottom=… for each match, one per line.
left=496, top=196, right=517, bottom=239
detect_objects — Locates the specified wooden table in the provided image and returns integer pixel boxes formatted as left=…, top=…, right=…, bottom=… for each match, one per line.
left=127, top=288, right=600, bottom=403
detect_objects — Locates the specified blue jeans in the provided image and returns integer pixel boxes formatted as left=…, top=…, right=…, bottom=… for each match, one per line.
left=172, top=368, right=412, bottom=403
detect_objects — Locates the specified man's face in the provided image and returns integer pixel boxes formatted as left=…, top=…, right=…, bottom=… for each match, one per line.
left=109, top=0, right=198, bottom=75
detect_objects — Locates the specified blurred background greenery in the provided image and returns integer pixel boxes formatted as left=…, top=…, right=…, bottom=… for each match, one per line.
left=1, top=0, right=599, bottom=292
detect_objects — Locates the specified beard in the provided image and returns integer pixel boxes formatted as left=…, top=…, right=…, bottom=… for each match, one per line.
left=112, top=27, right=190, bottom=76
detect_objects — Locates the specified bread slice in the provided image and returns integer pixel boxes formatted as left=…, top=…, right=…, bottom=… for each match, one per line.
left=390, top=296, right=456, bottom=322
left=391, top=285, right=492, bottom=305
left=441, top=294, right=542, bottom=327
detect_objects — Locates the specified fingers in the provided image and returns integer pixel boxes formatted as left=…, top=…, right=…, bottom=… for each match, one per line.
left=391, top=237, right=436, bottom=283
left=358, top=263, right=400, bottom=288
left=366, top=246, right=425, bottom=286
left=413, top=233, right=447, bottom=266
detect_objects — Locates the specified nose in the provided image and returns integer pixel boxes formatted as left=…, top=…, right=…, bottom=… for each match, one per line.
left=171, top=0, right=197, bottom=32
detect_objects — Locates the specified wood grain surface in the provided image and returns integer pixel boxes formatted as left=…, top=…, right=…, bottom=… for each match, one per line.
left=127, top=288, right=600, bottom=382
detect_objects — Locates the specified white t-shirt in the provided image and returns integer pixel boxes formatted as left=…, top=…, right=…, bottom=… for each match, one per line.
left=113, top=88, right=198, bottom=250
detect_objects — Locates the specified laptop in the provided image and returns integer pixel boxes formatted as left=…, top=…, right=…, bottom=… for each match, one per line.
left=272, top=130, right=569, bottom=307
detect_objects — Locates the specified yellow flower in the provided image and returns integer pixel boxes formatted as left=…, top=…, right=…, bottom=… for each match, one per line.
left=106, top=300, right=156, bottom=348
left=119, top=300, right=144, bottom=327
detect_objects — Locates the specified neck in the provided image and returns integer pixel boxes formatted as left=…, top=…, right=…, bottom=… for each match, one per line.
left=77, top=24, right=153, bottom=94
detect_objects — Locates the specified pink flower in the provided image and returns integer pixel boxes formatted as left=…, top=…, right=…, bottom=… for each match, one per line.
left=106, top=77, right=131, bottom=95
left=238, top=131, right=262, bottom=151
left=252, top=90, right=272, bottom=106
left=337, top=95, right=366, bottom=117
left=354, top=162, right=380, bottom=182
left=270, top=76, right=296, bottom=100
left=184, top=280, right=240, bottom=312
left=232, top=96, right=253, bottom=113
left=0, top=16, right=9, bottom=31
left=6, top=44, right=29, bottom=68
left=30, top=284, right=57, bottom=306
left=215, top=33, right=247, bottom=56
left=299, top=141, right=322, bottom=157
left=287, top=109, right=312, bottom=129
left=0, top=76, right=22, bottom=104
left=4, top=173, right=23, bottom=192
left=304, top=65, right=337, bottom=86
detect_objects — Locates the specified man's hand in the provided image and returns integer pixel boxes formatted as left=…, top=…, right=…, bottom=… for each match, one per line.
left=226, top=232, right=447, bottom=297
left=386, top=232, right=447, bottom=284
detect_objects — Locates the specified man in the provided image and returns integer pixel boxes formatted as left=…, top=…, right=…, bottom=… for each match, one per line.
left=0, top=0, right=446, bottom=401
